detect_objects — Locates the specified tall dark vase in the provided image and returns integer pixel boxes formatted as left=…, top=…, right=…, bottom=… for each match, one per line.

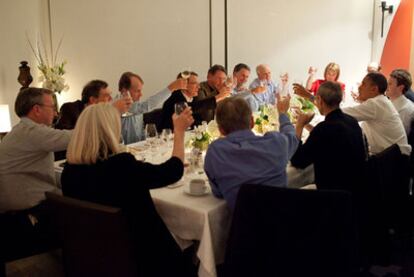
left=17, top=61, right=33, bottom=90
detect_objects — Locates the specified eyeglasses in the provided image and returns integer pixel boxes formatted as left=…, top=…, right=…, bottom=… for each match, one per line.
left=37, top=104, right=57, bottom=111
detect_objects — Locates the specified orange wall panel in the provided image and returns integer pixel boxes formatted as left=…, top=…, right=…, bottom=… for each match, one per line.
left=380, top=0, right=414, bottom=76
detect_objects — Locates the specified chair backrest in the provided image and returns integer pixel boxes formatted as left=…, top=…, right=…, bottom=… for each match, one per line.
left=408, top=119, right=414, bottom=163
left=143, top=108, right=163, bottom=132
left=45, top=192, right=138, bottom=277
left=224, top=185, right=358, bottom=277
left=365, top=144, right=411, bottom=229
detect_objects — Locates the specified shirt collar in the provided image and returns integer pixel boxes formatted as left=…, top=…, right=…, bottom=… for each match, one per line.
left=181, top=91, right=193, bottom=103
left=324, top=108, right=342, bottom=120
left=225, top=129, right=256, bottom=140
left=391, top=95, right=407, bottom=109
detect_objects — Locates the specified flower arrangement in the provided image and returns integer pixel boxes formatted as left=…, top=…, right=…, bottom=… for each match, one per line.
left=192, top=122, right=212, bottom=151
left=27, top=35, right=69, bottom=94
left=288, top=96, right=317, bottom=123
left=253, top=105, right=279, bottom=134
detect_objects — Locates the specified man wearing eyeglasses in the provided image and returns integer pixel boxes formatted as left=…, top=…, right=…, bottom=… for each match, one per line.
left=0, top=88, right=72, bottom=254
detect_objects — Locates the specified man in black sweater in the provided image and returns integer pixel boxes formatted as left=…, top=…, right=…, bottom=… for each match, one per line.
left=291, top=81, right=366, bottom=192
left=160, top=72, right=227, bottom=131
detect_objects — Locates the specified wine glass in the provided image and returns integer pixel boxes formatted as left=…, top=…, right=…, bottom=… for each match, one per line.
left=145, top=124, right=158, bottom=148
left=224, top=76, right=234, bottom=89
left=174, top=102, right=188, bottom=115
left=120, top=91, right=133, bottom=117
left=260, top=79, right=268, bottom=89
left=161, top=128, right=173, bottom=148
left=161, top=128, right=172, bottom=142
left=181, top=68, right=191, bottom=79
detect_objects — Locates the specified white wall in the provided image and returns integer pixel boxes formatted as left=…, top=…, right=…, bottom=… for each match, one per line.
left=0, top=0, right=47, bottom=125
left=50, top=0, right=211, bottom=107
left=228, top=0, right=374, bottom=91
left=1, top=0, right=376, bottom=125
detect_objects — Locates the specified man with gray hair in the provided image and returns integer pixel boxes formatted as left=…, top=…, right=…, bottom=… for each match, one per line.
left=204, top=96, right=298, bottom=210
left=0, top=88, right=71, bottom=257
left=291, top=81, right=366, bottom=191
left=0, top=88, right=71, bottom=213
left=249, top=64, right=278, bottom=106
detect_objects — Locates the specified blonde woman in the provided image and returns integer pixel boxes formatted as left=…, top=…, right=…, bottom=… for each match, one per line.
left=305, top=63, right=345, bottom=95
left=61, top=103, right=194, bottom=276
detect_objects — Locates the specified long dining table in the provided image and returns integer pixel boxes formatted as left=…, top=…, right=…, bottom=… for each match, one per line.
left=54, top=138, right=314, bottom=277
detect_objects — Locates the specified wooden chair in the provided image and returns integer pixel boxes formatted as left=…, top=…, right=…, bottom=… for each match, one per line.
left=224, top=185, right=358, bottom=277
left=45, top=192, right=138, bottom=277
left=0, top=202, right=60, bottom=277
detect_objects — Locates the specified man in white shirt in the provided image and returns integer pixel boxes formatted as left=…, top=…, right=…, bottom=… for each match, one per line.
left=386, top=69, right=414, bottom=135
left=342, top=72, right=411, bottom=156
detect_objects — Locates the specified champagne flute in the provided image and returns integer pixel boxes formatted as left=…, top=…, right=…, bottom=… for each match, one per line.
left=174, top=102, right=188, bottom=115
left=120, top=91, right=133, bottom=117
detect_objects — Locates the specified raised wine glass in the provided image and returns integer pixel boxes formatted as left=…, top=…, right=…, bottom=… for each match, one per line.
left=120, top=90, right=133, bottom=117
left=174, top=102, right=188, bottom=115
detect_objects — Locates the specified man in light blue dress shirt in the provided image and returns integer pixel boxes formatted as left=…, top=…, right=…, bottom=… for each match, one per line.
left=118, top=72, right=187, bottom=144
left=204, top=96, right=298, bottom=211
left=249, top=64, right=278, bottom=106
left=231, top=63, right=261, bottom=112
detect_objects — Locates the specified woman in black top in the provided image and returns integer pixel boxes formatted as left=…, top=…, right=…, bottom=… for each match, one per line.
left=62, top=103, right=194, bottom=276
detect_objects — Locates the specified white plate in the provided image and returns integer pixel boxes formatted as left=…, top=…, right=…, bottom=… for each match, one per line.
left=184, top=186, right=210, bottom=196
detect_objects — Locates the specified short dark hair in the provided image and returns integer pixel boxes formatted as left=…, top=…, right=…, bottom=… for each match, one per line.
left=118, top=72, right=144, bottom=92
left=365, top=72, right=388, bottom=94
left=81, top=80, right=108, bottom=104
left=208, top=64, right=227, bottom=75
left=176, top=71, right=198, bottom=79
left=390, top=69, right=412, bottom=93
left=15, top=87, right=53, bottom=117
left=317, top=81, right=343, bottom=108
left=233, top=63, right=250, bottom=74
left=216, top=97, right=251, bottom=135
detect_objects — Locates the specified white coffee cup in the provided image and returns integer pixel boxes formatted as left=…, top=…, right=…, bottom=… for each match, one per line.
left=189, top=179, right=206, bottom=194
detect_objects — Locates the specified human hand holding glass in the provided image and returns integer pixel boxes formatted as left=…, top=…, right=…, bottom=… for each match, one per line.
left=120, top=91, right=133, bottom=117
left=174, top=102, right=188, bottom=115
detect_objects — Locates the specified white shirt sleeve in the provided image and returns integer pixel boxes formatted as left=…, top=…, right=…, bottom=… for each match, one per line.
left=342, top=98, right=377, bottom=122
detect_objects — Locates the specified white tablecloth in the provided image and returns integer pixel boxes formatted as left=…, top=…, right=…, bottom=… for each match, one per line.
left=150, top=185, right=230, bottom=277
left=54, top=139, right=314, bottom=277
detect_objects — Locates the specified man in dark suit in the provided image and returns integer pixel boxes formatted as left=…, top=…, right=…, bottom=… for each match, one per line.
left=291, top=81, right=366, bottom=192
left=55, top=80, right=129, bottom=130
left=160, top=72, right=226, bottom=131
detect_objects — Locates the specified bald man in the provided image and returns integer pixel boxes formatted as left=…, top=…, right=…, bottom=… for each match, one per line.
left=249, top=64, right=278, bottom=106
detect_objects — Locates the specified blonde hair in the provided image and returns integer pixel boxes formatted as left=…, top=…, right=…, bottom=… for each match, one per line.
left=67, top=103, right=121, bottom=164
left=324, top=62, right=340, bottom=81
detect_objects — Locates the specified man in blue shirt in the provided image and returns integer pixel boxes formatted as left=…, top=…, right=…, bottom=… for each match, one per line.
left=249, top=64, right=278, bottom=106
left=118, top=72, right=187, bottom=143
left=204, top=96, right=298, bottom=211
left=231, top=63, right=262, bottom=112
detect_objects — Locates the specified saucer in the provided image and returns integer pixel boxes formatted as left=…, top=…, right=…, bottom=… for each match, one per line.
left=167, top=182, right=184, bottom=189
left=184, top=186, right=209, bottom=196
